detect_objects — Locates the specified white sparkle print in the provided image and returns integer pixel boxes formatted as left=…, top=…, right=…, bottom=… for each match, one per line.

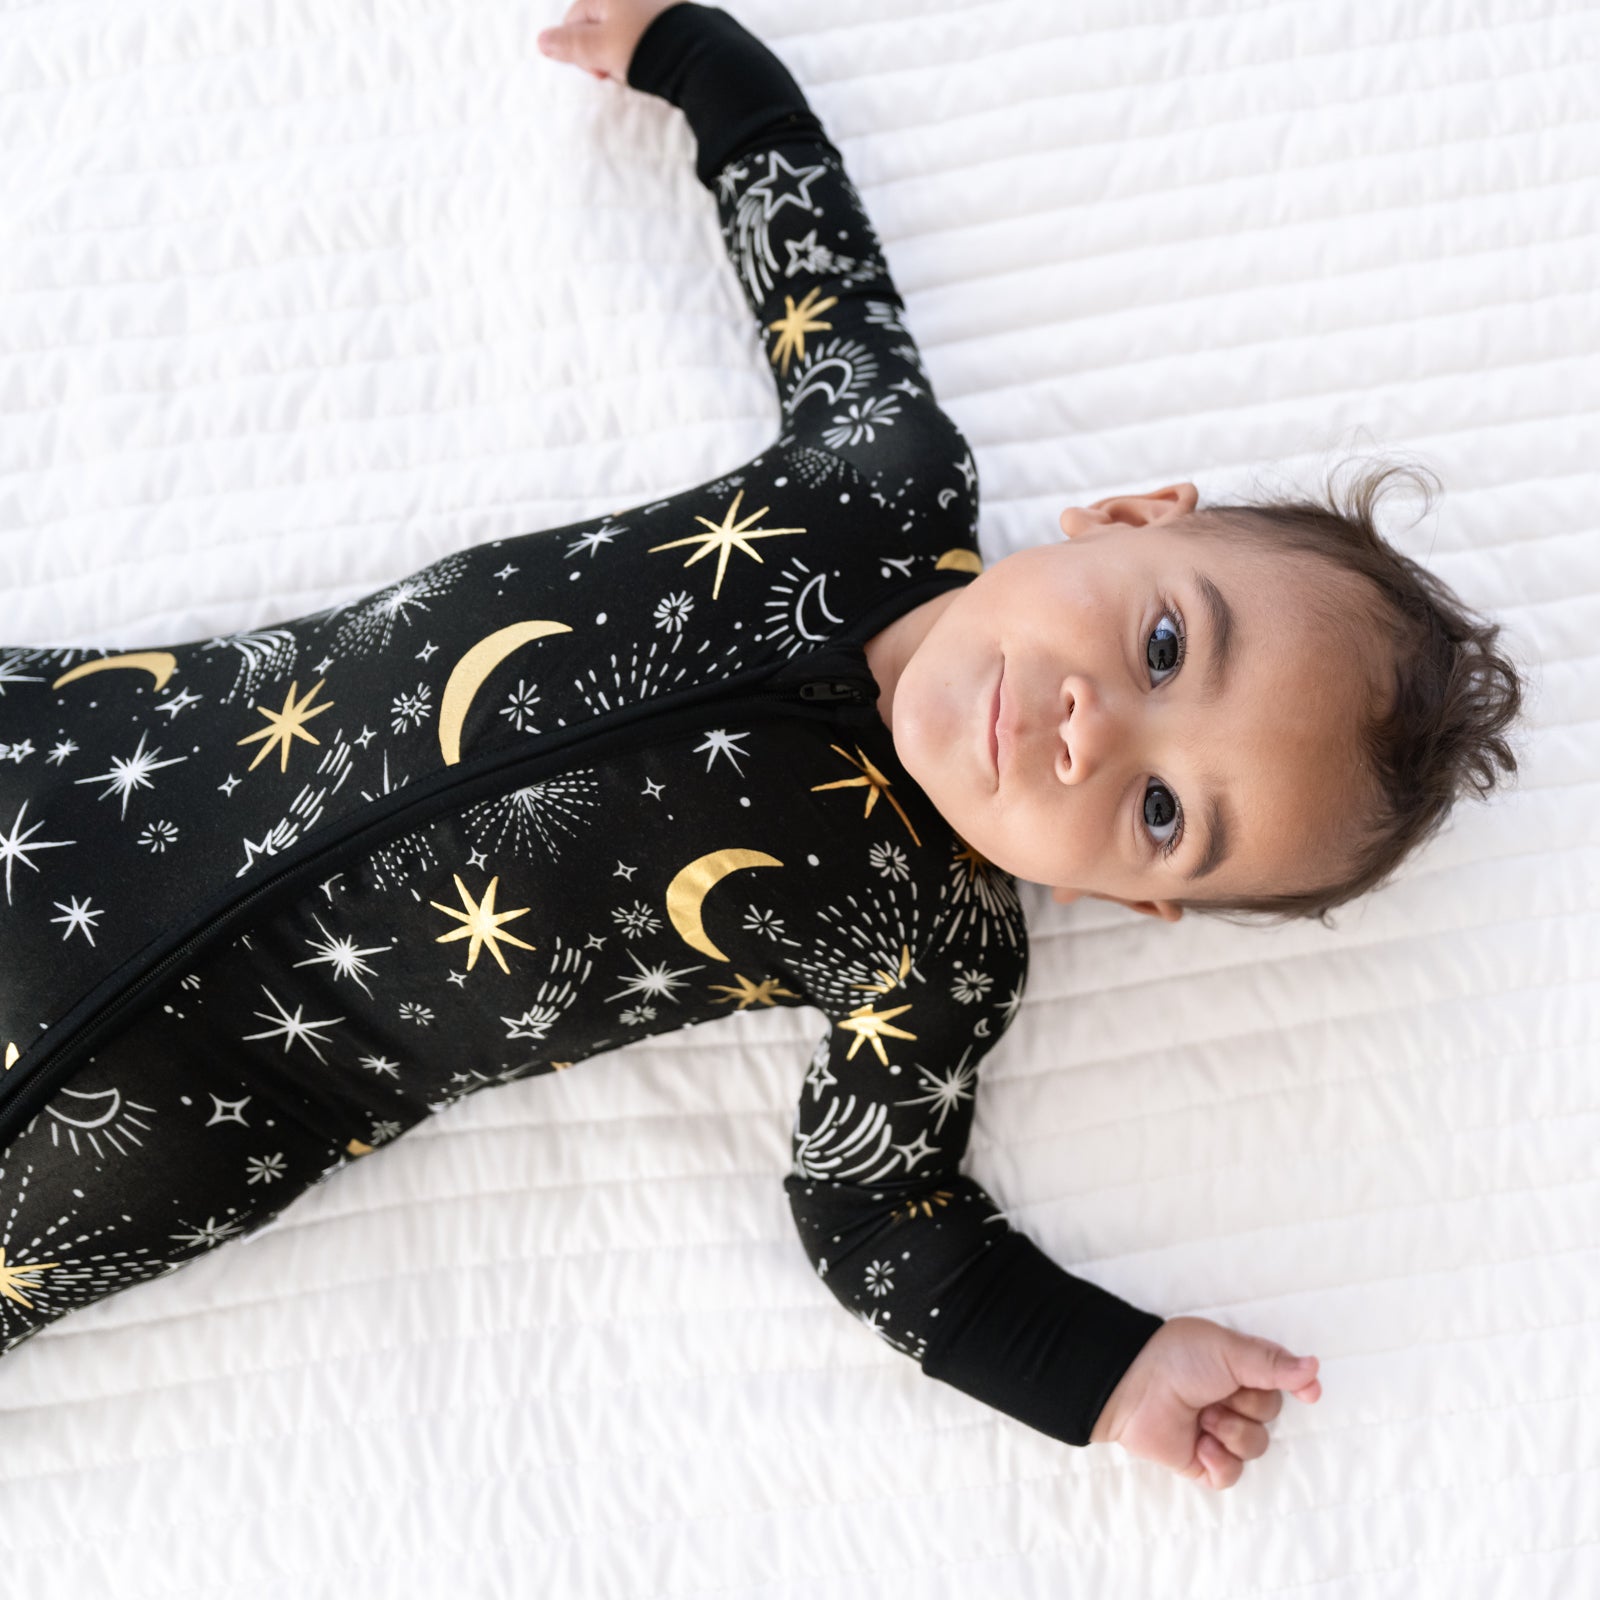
left=456, top=770, right=602, bottom=865
left=390, top=681, right=433, bottom=734
left=613, top=900, right=662, bottom=940
left=291, top=913, right=394, bottom=998
left=245, top=1153, right=287, bottom=1185
left=0, top=799, right=76, bottom=905
left=870, top=842, right=910, bottom=881
left=793, top=1093, right=898, bottom=1183
left=49, top=893, right=103, bottom=945
left=693, top=728, right=751, bottom=776
left=895, top=1051, right=979, bottom=1135
left=138, top=819, right=179, bottom=853
left=653, top=591, right=694, bottom=633
left=822, top=392, right=903, bottom=451
left=938, top=844, right=1025, bottom=952
left=864, top=1259, right=894, bottom=1297
left=200, top=628, right=297, bottom=703
left=321, top=552, right=469, bottom=656
left=240, top=985, right=344, bottom=1062
left=398, top=1001, right=435, bottom=1027
left=572, top=636, right=691, bottom=716
left=950, top=965, right=992, bottom=1005
left=72, top=729, right=188, bottom=819
left=604, top=949, right=704, bottom=1006
left=794, top=886, right=926, bottom=1018
left=0, top=1165, right=170, bottom=1352
left=784, top=335, right=880, bottom=420
left=499, top=678, right=542, bottom=732
left=497, top=937, right=594, bottom=1043
left=169, top=1215, right=245, bottom=1250
left=31, top=1081, right=157, bottom=1157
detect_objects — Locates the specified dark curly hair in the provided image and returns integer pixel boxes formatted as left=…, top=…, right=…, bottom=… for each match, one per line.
left=1173, top=456, right=1528, bottom=929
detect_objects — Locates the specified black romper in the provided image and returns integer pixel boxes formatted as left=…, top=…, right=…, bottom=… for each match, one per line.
left=0, top=3, right=1162, bottom=1449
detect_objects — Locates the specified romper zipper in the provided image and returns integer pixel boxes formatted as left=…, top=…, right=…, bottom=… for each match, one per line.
left=0, top=608, right=908, bottom=1147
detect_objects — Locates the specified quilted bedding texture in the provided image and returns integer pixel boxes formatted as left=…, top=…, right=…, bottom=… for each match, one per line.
left=1, top=1, right=1596, bottom=1596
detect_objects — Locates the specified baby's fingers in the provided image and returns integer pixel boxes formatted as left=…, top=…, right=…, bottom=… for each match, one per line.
left=1224, top=1387, right=1284, bottom=1424
left=1196, top=1431, right=1244, bottom=1490
left=1201, top=1405, right=1270, bottom=1462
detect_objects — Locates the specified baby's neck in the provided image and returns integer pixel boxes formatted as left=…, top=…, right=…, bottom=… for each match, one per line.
left=862, top=591, right=961, bottom=734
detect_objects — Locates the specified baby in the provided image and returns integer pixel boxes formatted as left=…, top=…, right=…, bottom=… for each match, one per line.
left=0, top=0, right=1523, bottom=1495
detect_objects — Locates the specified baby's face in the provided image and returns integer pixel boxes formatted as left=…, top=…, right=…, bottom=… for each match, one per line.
left=889, top=486, right=1379, bottom=917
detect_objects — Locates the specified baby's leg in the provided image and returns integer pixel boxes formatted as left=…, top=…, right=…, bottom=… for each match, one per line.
left=0, top=1020, right=344, bottom=1357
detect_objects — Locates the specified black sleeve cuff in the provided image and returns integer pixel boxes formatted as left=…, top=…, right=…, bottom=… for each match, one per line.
left=627, top=2, right=834, bottom=188
left=919, top=1230, right=1165, bottom=1447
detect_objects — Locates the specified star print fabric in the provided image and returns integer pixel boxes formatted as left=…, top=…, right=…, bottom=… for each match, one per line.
left=0, top=1, right=1161, bottom=1447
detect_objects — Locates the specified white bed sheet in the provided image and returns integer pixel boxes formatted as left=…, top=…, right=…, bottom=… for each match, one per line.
left=2, top=1, right=1596, bottom=1595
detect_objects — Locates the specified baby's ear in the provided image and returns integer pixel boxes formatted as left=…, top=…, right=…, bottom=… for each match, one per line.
left=1124, top=898, right=1184, bottom=923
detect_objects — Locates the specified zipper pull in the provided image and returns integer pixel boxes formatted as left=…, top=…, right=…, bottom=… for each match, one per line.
left=797, top=679, right=870, bottom=703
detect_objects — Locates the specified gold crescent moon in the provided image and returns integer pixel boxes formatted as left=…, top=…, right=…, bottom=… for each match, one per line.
left=52, top=651, right=178, bottom=691
left=438, top=620, right=573, bottom=766
left=666, top=849, right=784, bottom=961
left=934, top=548, right=983, bottom=573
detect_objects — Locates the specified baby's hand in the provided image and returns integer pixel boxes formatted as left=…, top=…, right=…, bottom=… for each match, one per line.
left=1089, top=1316, right=1322, bottom=1490
left=537, top=0, right=684, bottom=84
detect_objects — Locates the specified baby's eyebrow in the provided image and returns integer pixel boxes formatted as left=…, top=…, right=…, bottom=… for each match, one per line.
left=1184, top=789, right=1234, bottom=883
left=1182, top=568, right=1238, bottom=883
left=1190, top=568, right=1237, bottom=708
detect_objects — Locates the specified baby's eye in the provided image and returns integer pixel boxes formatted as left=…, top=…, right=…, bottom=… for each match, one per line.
left=1143, top=780, right=1180, bottom=851
left=1147, top=609, right=1184, bottom=685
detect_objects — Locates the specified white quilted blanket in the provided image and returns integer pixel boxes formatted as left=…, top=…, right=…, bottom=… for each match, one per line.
left=3, top=1, right=1596, bottom=1594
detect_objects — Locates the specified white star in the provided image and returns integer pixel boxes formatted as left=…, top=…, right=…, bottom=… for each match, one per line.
left=693, top=728, right=751, bottom=776
left=642, top=778, right=664, bottom=800
left=604, top=949, right=704, bottom=1005
left=358, top=1054, right=400, bottom=1078
left=584, top=933, right=607, bottom=950
left=613, top=860, right=637, bottom=880
left=291, top=914, right=393, bottom=997
left=468, top=848, right=488, bottom=869
left=4, top=738, right=35, bottom=763
left=318, top=872, right=345, bottom=901
left=0, top=799, right=75, bottom=905
left=315, top=655, right=335, bottom=674
left=45, top=738, right=78, bottom=765
left=567, top=526, right=620, bottom=560
left=49, top=893, right=102, bottom=946
left=446, top=969, right=468, bottom=987
left=895, top=1057, right=978, bottom=1134
left=494, top=563, right=518, bottom=580
left=73, top=729, right=188, bottom=818
left=170, top=1215, right=244, bottom=1249
left=355, top=725, right=377, bottom=747
left=240, top=985, right=344, bottom=1064
left=891, top=378, right=924, bottom=399
left=955, top=451, right=977, bottom=493
left=893, top=1129, right=941, bottom=1171
left=155, top=686, right=203, bottom=719
left=417, top=640, right=438, bottom=662
left=218, top=773, right=241, bottom=796
left=206, top=1093, right=252, bottom=1127
left=745, top=148, right=828, bottom=223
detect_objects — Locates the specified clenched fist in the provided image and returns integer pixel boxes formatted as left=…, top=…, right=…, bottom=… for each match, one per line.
left=1090, top=1315, right=1323, bottom=1490
left=536, top=0, right=687, bottom=84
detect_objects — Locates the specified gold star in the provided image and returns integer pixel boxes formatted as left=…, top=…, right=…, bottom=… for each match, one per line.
left=429, top=873, right=537, bottom=973
left=851, top=944, right=912, bottom=996
left=0, top=1244, right=60, bottom=1310
left=810, top=744, right=922, bottom=846
left=708, top=973, right=801, bottom=1009
left=892, top=1189, right=955, bottom=1224
left=648, top=488, right=806, bottom=600
left=835, top=1000, right=917, bottom=1065
left=237, top=678, right=335, bottom=773
left=768, top=285, right=838, bottom=376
